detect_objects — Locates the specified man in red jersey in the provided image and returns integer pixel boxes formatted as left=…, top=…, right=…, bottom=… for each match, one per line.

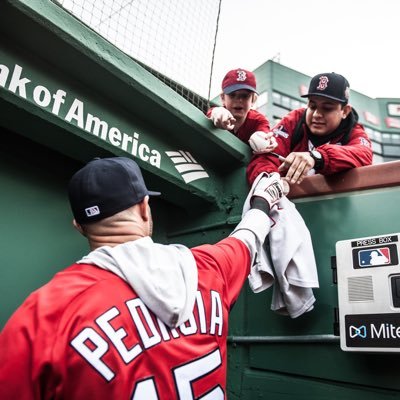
left=247, top=72, right=373, bottom=186
left=207, top=68, right=277, bottom=153
left=0, top=156, right=285, bottom=399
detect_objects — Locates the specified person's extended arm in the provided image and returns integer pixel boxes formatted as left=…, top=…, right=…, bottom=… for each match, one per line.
left=191, top=173, right=285, bottom=306
left=278, top=123, right=373, bottom=183
left=246, top=110, right=301, bottom=184
left=230, top=173, right=285, bottom=264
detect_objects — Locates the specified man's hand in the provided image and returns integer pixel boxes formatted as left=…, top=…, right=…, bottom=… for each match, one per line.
left=251, top=172, right=287, bottom=210
left=210, top=107, right=236, bottom=130
left=248, top=131, right=278, bottom=154
left=278, top=151, right=315, bottom=184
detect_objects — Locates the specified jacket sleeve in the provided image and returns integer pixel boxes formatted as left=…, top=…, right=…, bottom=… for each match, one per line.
left=317, top=123, right=373, bottom=174
left=191, top=237, right=251, bottom=307
left=246, top=153, right=280, bottom=185
left=246, top=110, right=301, bottom=185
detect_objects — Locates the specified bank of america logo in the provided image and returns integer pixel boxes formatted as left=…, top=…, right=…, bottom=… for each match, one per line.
left=349, top=325, right=367, bottom=339
left=165, top=151, right=209, bottom=184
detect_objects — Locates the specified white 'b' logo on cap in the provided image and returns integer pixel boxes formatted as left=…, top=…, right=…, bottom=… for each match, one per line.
left=317, top=76, right=329, bottom=91
left=237, top=70, right=247, bottom=82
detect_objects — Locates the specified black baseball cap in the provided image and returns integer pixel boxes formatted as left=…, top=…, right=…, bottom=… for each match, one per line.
left=68, top=157, right=160, bottom=224
left=301, top=72, right=350, bottom=104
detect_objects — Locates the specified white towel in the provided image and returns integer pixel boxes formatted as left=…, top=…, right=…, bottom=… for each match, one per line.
left=244, top=173, right=319, bottom=318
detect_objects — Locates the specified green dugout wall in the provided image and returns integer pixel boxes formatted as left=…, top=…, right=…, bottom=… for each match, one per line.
left=1, top=1, right=400, bottom=399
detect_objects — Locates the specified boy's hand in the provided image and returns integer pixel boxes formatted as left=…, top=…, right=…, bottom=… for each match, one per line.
left=210, top=107, right=236, bottom=130
left=248, top=131, right=278, bottom=154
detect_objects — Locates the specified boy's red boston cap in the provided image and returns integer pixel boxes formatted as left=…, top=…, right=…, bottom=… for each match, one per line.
left=222, top=68, right=258, bottom=95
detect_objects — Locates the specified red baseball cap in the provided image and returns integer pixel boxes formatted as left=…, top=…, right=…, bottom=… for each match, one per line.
left=222, top=68, right=258, bottom=95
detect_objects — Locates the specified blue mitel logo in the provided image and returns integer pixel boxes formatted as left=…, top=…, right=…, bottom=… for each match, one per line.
left=349, top=325, right=367, bottom=339
left=358, top=247, right=390, bottom=267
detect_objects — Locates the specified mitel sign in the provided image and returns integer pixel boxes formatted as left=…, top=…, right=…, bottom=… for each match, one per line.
left=345, top=314, right=400, bottom=348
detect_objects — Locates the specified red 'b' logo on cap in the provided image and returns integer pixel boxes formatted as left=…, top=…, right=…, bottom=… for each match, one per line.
left=317, top=76, right=329, bottom=91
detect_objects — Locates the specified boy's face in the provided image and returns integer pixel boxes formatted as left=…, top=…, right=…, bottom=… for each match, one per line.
left=221, top=90, right=256, bottom=120
left=305, top=96, right=351, bottom=136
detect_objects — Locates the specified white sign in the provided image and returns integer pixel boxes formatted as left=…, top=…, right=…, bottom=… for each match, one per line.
left=387, top=103, right=400, bottom=117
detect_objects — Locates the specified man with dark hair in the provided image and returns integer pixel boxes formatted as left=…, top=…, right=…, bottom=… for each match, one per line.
left=0, top=156, right=285, bottom=399
left=247, top=72, right=373, bottom=185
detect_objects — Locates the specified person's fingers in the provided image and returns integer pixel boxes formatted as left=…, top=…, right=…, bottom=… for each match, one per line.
left=288, top=160, right=309, bottom=184
left=278, top=156, right=293, bottom=172
left=220, top=115, right=235, bottom=130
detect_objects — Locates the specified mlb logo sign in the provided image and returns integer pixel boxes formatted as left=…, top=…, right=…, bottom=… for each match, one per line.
left=358, top=247, right=390, bottom=267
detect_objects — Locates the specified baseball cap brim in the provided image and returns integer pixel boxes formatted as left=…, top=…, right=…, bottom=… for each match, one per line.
left=148, top=190, right=161, bottom=197
left=223, top=84, right=258, bottom=95
left=301, top=93, right=347, bottom=103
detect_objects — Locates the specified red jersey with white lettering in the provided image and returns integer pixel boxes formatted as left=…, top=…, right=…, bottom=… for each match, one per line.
left=0, top=237, right=250, bottom=400
left=207, top=108, right=270, bottom=143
